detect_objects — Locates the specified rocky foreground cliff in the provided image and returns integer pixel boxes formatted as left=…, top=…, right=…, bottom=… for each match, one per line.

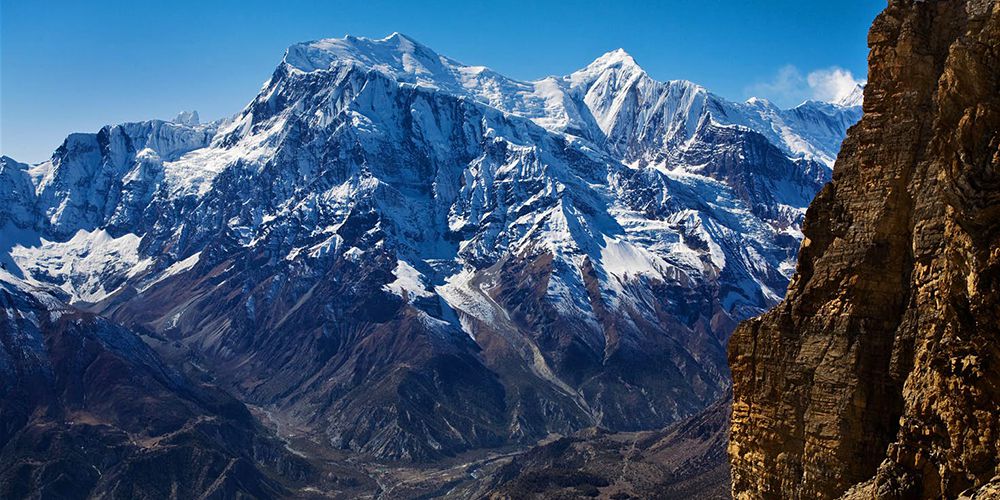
left=728, top=0, right=1000, bottom=498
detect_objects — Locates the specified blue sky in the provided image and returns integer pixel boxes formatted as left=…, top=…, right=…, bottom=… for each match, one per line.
left=1, top=0, right=883, bottom=163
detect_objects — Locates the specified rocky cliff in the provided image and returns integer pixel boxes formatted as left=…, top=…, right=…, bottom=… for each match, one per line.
left=728, top=0, right=1000, bottom=498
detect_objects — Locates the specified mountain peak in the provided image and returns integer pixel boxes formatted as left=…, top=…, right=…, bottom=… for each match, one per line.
left=603, top=48, right=637, bottom=63
left=173, top=110, right=200, bottom=126
left=834, top=83, right=864, bottom=107
left=745, top=96, right=775, bottom=108
left=568, top=48, right=645, bottom=89
left=383, top=31, right=414, bottom=43
left=585, top=48, right=642, bottom=72
left=283, top=32, right=446, bottom=76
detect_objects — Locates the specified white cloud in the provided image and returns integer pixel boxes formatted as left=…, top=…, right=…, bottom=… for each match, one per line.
left=746, top=65, right=806, bottom=104
left=806, top=68, right=863, bottom=103
left=746, top=65, right=865, bottom=107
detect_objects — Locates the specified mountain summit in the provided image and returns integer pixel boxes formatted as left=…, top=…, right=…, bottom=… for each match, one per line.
left=284, top=32, right=454, bottom=77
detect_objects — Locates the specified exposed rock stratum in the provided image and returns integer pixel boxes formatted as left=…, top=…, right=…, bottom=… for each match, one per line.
left=728, top=0, right=1000, bottom=498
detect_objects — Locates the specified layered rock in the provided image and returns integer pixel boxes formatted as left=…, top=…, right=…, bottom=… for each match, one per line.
left=728, top=0, right=1000, bottom=498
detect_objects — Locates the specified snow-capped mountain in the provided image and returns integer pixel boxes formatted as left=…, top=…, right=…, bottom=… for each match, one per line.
left=1, top=33, right=861, bottom=460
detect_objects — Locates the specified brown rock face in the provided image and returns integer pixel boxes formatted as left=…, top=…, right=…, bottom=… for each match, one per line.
left=728, top=1, right=1000, bottom=499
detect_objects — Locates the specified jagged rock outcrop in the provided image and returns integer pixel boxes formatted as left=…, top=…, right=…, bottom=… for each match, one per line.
left=728, top=0, right=1000, bottom=498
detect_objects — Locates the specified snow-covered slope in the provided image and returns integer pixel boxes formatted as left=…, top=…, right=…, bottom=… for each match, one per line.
left=277, top=34, right=859, bottom=166
left=1, top=33, right=862, bottom=460
left=29, top=119, right=216, bottom=237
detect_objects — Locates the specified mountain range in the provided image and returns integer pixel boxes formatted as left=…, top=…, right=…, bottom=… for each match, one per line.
left=1, top=33, right=861, bottom=497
